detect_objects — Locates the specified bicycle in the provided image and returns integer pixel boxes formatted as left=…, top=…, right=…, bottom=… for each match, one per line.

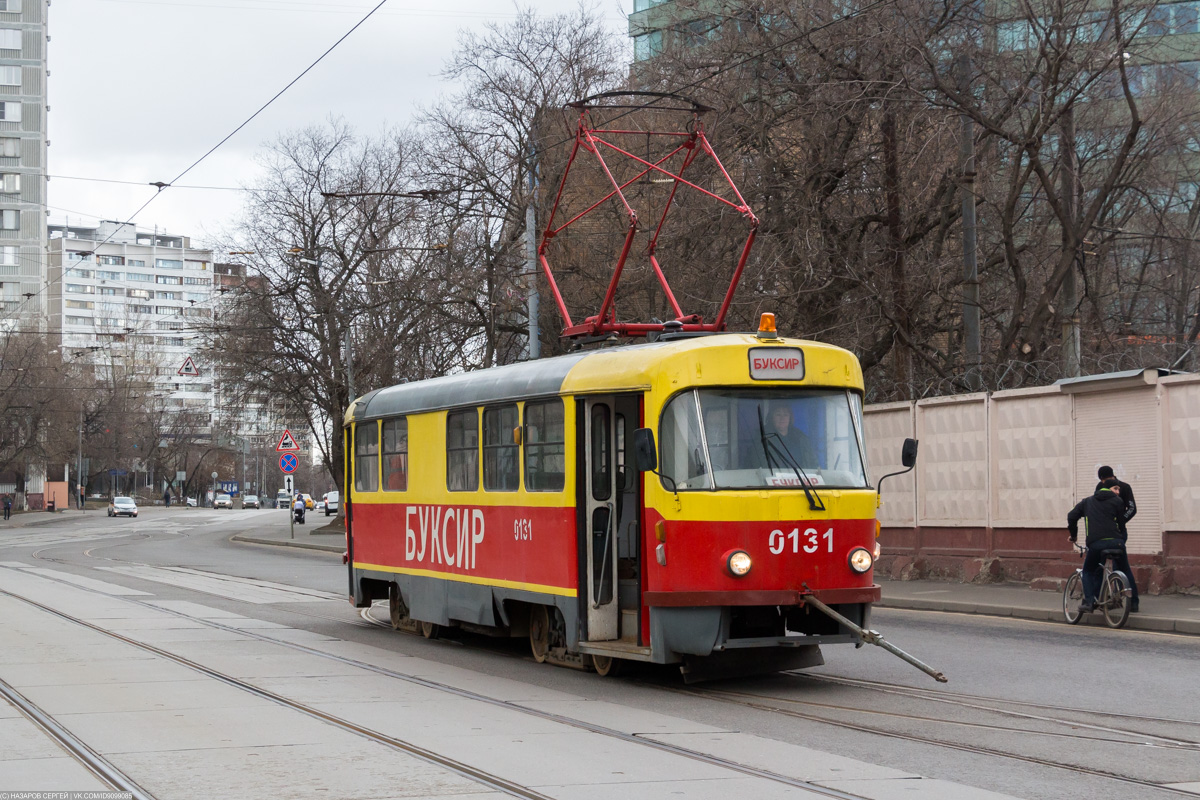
left=1063, top=544, right=1132, bottom=628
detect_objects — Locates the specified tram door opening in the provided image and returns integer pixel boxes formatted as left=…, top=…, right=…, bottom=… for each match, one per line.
left=584, top=396, right=619, bottom=640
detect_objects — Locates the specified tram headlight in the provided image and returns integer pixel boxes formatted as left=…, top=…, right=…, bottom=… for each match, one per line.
left=725, top=549, right=752, bottom=577
left=848, top=547, right=874, bottom=574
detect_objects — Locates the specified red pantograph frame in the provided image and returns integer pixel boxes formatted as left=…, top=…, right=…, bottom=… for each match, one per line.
left=539, top=93, right=760, bottom=338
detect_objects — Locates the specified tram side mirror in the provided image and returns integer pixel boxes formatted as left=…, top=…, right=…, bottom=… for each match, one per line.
left=877, top=438, right=919, bottom=495
left=634, top=428, right=658, bottom=472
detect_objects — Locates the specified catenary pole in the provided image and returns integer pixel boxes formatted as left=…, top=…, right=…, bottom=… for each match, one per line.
left=525, top=140, right=540, bottom=360
left=1061, top=105, right=1082, bottom=378
left=957, top=55, right=981, bottom=391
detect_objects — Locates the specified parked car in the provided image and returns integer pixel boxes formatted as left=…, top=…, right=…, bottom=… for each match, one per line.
left=186, top=497, right=198, bottom=507
left=108, top=497, right=138, bottom=518
left=301, top=493, right=314, bottom=510
left=275, top=490, right=290, bottom=509
left=322, top=491, right=340, bottom=516
left=214, top=493, right=233, bottom=509
left=243, top=494, right=260, bottom=509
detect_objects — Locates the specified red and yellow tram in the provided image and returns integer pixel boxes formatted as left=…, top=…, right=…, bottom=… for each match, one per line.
left=343, top=322, right=889, bottom=680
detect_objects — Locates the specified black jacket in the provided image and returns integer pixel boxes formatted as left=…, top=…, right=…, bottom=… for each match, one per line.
left=1094, top=479, right=1136, bottom=536
left=1068, top=487, right=1126, bottom=547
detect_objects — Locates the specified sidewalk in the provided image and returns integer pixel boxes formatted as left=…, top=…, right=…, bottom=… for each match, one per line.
left=0, top=508, right=93, bottom=529
left=230, top=518, right=344, bottom=554
left=878, top=577, right=1200, bottom=635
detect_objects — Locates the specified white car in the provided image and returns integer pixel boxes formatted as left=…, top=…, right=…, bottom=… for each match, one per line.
left=214, top=493, right=233, bottom=509
left=108, top=497, right=138, bottom=518
left=314, top=498, right=326, bottom=513
left=322, top=491, right=340, bottom=516
left=186, top=497, right=198, bottom=507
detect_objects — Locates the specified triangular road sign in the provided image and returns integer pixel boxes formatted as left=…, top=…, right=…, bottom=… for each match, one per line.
left=276, top=429, right=300, bottom=452
left=177, top=356, right=200, bottom=377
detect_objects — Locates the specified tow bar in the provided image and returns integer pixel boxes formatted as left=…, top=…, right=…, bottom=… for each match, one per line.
left=802, top=586, right=948, bottom=683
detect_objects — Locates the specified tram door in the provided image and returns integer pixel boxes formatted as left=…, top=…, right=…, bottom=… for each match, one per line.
left=583, top=396, right=619, bottom=641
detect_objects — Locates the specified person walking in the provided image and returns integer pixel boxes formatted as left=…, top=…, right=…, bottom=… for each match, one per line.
left=1096, top=466, right=1139, bottom=613
left=3, top=495, right=11, bottom=521
left=1067, top=477, right=1127, bottom=615
left=163, top=488, right=171, bottom=508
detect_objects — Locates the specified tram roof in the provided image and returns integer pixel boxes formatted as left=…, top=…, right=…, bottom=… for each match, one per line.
left=346, top=334, right=860, bottom=423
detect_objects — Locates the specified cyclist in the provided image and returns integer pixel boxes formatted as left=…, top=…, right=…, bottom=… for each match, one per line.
left=1096, top=466, right=1139, bottom=612
left=1067, top=477, right=1126, bottom=615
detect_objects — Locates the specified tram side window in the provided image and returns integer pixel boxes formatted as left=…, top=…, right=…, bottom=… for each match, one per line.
left=660, top=392, right=709, bottom=490
left=524, top=400, right=565, bottom=492
left=382, top=417, right=408, bottom=492
left=483, top=405, right=519, bottom=491
left=354, top=422, right=379, bottom=493
left=447, top=409, right=479, bottom=492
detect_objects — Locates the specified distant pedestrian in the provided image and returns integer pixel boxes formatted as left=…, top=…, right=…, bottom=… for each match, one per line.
left=3, top=495, right=11, bottom=521
left=163, top=488, right=171, bottom=508
left=77, top=484, right=85, bottom=510
left=1096, top=466, right=1139, bottom=613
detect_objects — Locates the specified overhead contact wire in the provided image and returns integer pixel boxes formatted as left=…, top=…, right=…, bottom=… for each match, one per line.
left=4, top=0, right=390, bottom=321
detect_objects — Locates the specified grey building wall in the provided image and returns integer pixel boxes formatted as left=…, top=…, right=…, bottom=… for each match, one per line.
left=0, top=0, right=48, bottom=325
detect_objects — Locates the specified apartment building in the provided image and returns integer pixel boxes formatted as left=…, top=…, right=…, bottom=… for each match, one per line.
left=47, top=221, right=216, bottom=427
left=0, top=0, right=48, bottom=323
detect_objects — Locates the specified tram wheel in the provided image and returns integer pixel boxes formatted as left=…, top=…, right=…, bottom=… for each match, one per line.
left=591, top=654, right=622, bottom=677
left=388, top=584, right=406, bottom=630
left=529, top=605, right=550, bottom=663
left=420, top=620, right=440, bottom=639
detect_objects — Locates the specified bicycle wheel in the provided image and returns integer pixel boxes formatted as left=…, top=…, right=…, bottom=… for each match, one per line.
left=1103, top=572, right=1131, bottom=629
left=1063, top=572, right=1085, bottom=624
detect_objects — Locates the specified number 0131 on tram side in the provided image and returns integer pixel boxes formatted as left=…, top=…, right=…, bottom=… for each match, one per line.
left=342, top=321, right=905, bottom=681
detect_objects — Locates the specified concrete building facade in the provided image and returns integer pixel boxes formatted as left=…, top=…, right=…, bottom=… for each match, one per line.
left=47, top=221, right=216, bottom=427
left=0, top=0, right=48, bottom=324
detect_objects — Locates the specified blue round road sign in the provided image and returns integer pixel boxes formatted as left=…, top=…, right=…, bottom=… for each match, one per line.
left=279, top=453, right=298, bottom=473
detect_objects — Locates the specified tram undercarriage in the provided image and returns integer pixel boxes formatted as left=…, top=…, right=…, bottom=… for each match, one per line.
left=359, top=570, right=885, bottom=682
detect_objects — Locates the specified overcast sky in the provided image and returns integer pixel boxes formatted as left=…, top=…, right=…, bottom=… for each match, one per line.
left=47, top=0, right=631, bottom=250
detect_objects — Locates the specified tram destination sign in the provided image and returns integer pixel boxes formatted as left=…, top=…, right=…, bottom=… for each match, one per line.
left=748, top=347, right=805, bottom=381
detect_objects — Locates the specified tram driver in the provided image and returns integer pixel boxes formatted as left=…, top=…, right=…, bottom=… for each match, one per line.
left=766, top=402, right=819, bottom=468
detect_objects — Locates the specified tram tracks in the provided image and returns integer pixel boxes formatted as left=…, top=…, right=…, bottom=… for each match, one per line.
left=0, top=585, right=557, bottom=800
left=0, top=674, right=156, bottom=800
left=677, top=683, right=1200, bottom=797
left=0, top=574, right=870, bottom=800
left=799, top=672, right=1200, bottom=741
left=15, top=539, right=1198, bottom=799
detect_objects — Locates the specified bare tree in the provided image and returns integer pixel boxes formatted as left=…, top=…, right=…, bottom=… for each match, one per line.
left=209, top=121, right=435, bottom=491
left=611, top=0, right=1200, bottom=397
left=416, top=5, right=627, bottom=363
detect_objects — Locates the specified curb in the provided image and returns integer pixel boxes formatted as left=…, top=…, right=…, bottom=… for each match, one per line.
left=877, top=597, right=1199, bottom=636
left=1, top=511, right=93, bottom=529
left=230, top=534, right=343, bottom=554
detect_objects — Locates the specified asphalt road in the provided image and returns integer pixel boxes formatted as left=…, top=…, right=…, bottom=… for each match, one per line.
left=3, top=506, right=1198, bottom=800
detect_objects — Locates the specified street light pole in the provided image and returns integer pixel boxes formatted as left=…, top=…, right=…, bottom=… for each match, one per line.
left=77, top=408, right=83, bottom=510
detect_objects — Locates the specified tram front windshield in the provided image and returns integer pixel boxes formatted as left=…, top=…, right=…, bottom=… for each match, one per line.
left=660, top=388, right=869, bottom=490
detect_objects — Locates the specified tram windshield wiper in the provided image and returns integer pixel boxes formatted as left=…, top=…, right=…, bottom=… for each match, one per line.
left=757, top=406, right=782, bottom=473
left=757, top=407, right=825, bottom=511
